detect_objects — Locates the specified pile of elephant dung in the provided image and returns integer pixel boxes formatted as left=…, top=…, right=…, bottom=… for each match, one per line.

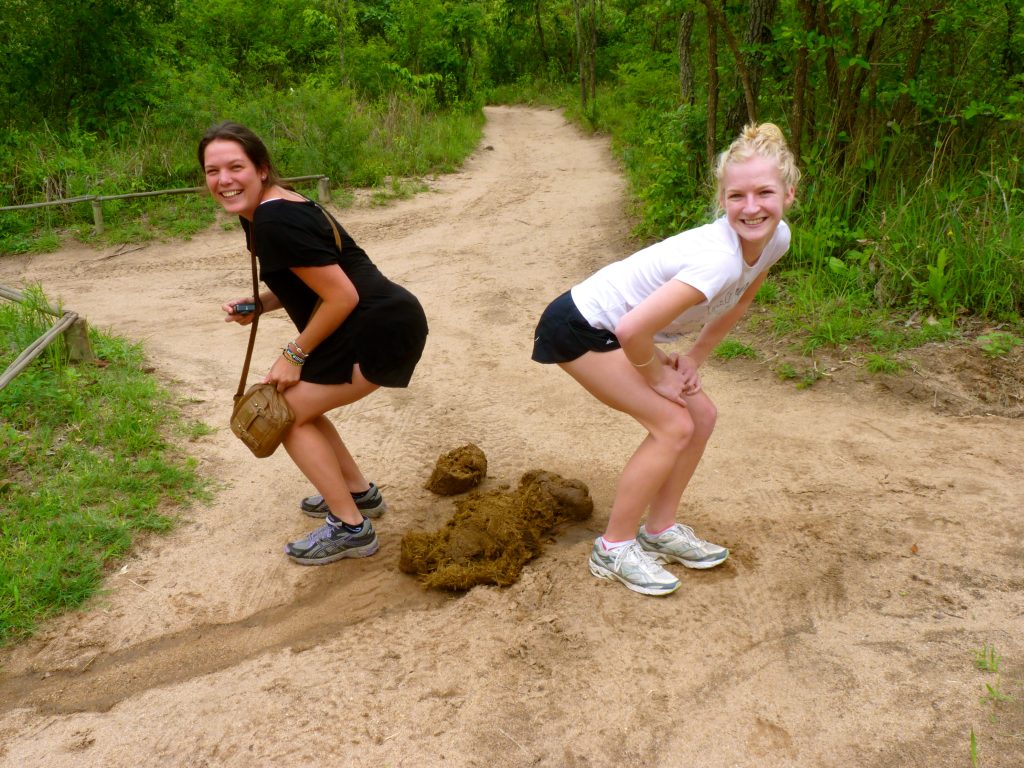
left=400, top=469, right=593, bottom=591
left=424, top=443, right=488, bottom=496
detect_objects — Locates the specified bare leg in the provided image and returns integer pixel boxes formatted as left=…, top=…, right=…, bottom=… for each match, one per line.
left=282, top=366, right=379, bottom=525
left=645, top=391, right=717, bottom=532
left=311, top=415, right=371, bottom=495
left=561, top=350, right=701, bottom=541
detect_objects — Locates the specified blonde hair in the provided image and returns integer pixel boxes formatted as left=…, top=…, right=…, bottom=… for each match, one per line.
left=714, top=122, right=800, bottom=205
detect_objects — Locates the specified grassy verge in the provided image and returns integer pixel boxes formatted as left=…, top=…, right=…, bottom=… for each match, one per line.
left=0, top=87, right=485, bottom=255
left=0, top=288, right=209, bottom=645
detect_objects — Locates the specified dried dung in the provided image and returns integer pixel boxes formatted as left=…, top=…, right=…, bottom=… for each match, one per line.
left=425, top=443, right=488, bottom=495
left=400, top=469, right=593, bottom=591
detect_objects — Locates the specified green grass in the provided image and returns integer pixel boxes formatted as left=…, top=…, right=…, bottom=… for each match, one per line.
left=865, top=353, right=902, bottom=375
left=369, top=177, right=430, bottom=207
left=0, top=289, right=208, bottom=644
left=713, top=339, right=758, bottom=361
left=774, top=360, right=823, bottom=389
left=981, top=682, right=1013, bottom=705
left=724, top=265, right=978, bottom=389
left=977, top=331, right=1021, bottom=359
left=0, top=85, right=485, bottom=254
left=969, top=645, right=1024, bottom=764
left=975, top=644, right=1002, bottom=674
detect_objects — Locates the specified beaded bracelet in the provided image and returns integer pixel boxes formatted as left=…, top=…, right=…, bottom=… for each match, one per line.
left=282, top=347, right=305, bottom=366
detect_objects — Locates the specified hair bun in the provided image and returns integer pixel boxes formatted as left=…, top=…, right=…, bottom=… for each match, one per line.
left=755, top=123, right=785, bottom=144
left=741, top=122, right=786, bottom=149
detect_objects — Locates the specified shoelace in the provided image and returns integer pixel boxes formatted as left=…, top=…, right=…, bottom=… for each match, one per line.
left=613, top=542, right=662, bottom=576
left=301, top=521, right=342, bottom=545
left=663, top=523, right=704, bottom=547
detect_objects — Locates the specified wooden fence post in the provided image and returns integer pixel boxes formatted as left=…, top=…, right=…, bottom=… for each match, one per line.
left=318, top=177, right=330, bottom=203
left=92, top=199, right=104, bottom=234
left=65, top=317, right=95, bottom=363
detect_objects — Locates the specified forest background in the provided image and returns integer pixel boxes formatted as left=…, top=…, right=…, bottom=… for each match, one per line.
left=1, top=0, right=1023, bottom=345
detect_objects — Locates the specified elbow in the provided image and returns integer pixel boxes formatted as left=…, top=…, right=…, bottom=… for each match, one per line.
left=336, top=285, right=360, bottom=314
left=613, top=314, right=646, bottom=347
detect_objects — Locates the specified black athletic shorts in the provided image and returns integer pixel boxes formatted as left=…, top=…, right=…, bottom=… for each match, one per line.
left=355, top=286, right=428, bottom=388
left=302, top=285, right=428, bottom=388
left=531, top=290, right=621, bottom=364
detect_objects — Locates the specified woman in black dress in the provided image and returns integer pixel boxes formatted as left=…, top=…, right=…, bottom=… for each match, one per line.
left=199, top=121, right=428, bottom=566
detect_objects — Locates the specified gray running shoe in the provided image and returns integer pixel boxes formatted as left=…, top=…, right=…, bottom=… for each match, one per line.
left=588, top=539, right=681, bottom=596
left=285, top=517, right=379, bottom=566
left=637, top=523, right=728, bottom=569
left=300, top=482, right=387, bottom=519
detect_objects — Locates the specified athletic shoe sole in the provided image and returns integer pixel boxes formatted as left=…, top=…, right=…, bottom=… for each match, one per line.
left=588, top=557, right=681, bottom=596
left=286, top=537, right=380, bottom=566
left=643, top=549, right=729, bottom=570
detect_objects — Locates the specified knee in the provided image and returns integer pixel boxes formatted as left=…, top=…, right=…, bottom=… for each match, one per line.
left=282, top=387, right=320, bottom=428
left=690, top=399, right=717, bottom=442
left=652, top=400, right=716, bottom=453
left=652, top=412, right=697, bottom=454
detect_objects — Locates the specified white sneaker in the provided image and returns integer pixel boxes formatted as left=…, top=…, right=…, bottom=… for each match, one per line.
left=637, top=523, right=728, bottom=569
left=588, top=539, right=681, bottom=596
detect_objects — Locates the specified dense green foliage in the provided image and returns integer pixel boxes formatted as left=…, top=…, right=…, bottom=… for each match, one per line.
left=0, top=288, right=208, bottom=644
left=1, top=0, right=1022, bottom=326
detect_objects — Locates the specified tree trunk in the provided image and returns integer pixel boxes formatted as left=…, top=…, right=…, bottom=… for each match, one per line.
left=705, top=0, right=720, bottom=170
left=572, top=0, right=588, bottom=111
left=329, top=0, right=349, bottom=83
left=706, top=0, right=757, bottom=127
left=892, top=8, right=938, bottom=127
left=534, top=0, right=549, bottom=64
left=678, top=10, right=696, bottom=104
left=815, top=0, right=840, bottom=103
left=849, top=0, right=896, bottom=164
left=790, top=0, right=816, bottom=157
left=588, top=0, right=597, bottom=106
left=573, top=0, right=598, bottom=113
left=726, top=0, right=779, bottom=136
left=1006, top=1, right=1023, bottom=75
left=791, top=52, right=808, bottom=157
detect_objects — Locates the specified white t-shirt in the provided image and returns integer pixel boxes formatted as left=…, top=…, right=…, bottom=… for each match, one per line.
left=570, top=216, right=790, bottom=342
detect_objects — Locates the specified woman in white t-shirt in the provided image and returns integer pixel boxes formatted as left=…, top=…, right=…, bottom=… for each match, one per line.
left=532, top=123, right=800, bottom=596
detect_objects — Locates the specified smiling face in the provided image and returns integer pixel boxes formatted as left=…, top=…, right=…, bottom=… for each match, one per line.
left=719, top=154, right=795, bottom=260
left=202, top=139, right=267, bottom=221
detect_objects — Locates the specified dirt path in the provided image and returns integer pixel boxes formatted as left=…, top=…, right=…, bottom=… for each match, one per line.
left=1, top=106, right=1022, bottom=767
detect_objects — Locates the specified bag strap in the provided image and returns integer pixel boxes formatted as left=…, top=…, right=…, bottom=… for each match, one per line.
left=235, top=243, right=262, bottom=402
left=234, top=202, right=340, bottom=401
left=316, top=202, right=344, bottom=255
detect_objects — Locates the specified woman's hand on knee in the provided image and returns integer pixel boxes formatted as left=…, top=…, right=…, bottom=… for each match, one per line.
left=673, top=354, right=702, bottom=396
left=647, top=364, right=691, bottom=407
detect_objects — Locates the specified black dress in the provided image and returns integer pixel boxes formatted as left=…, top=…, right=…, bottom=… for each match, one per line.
left=242, top=199, right=427, bottom=387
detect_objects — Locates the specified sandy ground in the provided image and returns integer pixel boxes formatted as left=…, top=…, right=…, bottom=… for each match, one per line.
left=1, top=106, right=1022, bottom=767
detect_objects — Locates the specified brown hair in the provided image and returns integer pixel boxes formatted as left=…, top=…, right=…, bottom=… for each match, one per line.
left=197, top=121, right=282, bottom=188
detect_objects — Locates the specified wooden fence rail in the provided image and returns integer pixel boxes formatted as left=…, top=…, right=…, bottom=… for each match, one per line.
left=0, top=284, right=94, bottom=392
left=0, top=173, right=330, bottom=389
left=0, top=175, right=330, bottom=234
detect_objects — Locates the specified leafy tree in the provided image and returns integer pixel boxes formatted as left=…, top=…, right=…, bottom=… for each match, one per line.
left=0, top=0, right=170, bottom=130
